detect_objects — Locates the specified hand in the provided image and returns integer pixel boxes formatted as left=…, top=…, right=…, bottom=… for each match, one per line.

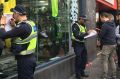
left=96, top=28, right=100, bottom=31
left=0, top=16, right=6, bottom=26
left=10, top=18, right=16, bottom=27
left=87, top=29, right=95, bottom=34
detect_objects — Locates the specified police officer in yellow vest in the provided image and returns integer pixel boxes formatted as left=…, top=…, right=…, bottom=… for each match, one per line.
left=72, top=16, right=89, bottom=79
left=0, top=5, right=37, bottom=79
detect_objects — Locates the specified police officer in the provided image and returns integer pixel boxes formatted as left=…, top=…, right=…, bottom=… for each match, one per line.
left=0, top=5, right=37, bottom=79
left=72, top=16, right=92, bottom=79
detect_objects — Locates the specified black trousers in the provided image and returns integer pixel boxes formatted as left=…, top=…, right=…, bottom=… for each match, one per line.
left=16, top=54, right=36, bottom=79
left=117, top=45, right=120, bottom=67
left=0, top=48, right=2, bottom=56
left=73, top=42, right=87, bottom=76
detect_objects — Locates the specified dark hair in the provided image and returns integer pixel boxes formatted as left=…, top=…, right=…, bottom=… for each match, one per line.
left=100, top=12, right=111, bottom=18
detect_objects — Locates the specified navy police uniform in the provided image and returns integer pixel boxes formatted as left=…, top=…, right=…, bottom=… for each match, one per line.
left=0, top=21, right=37, bottom=79
left=72, top=21, right=88, bottom=79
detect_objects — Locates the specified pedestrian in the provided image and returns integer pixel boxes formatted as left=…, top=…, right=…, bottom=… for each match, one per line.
left=0, top=5, right=4, bottom=56
left=0, top=4, right=37, bottom=79
left=116, top=12, right=120, bottom=69
left=99, top=12, right=116, bottom=79
left=72, top=16, right=93, bottom=79
left=0, top=5, right=8, bottom=78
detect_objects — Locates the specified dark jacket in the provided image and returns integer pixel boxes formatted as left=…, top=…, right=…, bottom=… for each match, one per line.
left=0, top=21, right=32, bottom=55
left=72, top=22, right=87, bottom=41
left=99, top=21, right=116, bottom=45
left=0, top=39, right=4, bottom=49
left=72, top=22, right=88, bottom=46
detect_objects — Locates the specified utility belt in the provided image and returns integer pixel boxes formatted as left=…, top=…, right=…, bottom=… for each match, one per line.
left=15, top=53, right=35, bottom=60
left=11, top=42, right=35, bottom=55
left=72, top=39, right=85, bottom=43
left=72, top=39, right=85, bottom=47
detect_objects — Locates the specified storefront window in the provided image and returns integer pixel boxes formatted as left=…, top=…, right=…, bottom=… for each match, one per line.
left=0, top=0, right=70, bottom=77
left=37, top=0, right=69, bottom=63
left=18, top=0, right=70, bottom=64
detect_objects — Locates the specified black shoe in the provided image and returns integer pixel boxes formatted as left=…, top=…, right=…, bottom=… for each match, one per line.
left=75, top=77, right=81, bottom=79
left=75, top=73, right=81, bottom=79
left=81, top=74, right=89, bottom=77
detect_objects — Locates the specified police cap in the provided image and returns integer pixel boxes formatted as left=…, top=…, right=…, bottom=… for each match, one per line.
left=10, top=4, right=27, bottom=15
left=79, top=15, right=88, bottom=20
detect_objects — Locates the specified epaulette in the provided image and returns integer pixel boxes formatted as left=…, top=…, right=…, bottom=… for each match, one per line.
left=16, top=21, right=27, bottom=28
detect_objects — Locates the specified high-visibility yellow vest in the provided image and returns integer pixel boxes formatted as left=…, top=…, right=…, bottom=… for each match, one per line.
left=72, top=23, right=86, bottom=42
left=14, top=21, right=37, bottom=55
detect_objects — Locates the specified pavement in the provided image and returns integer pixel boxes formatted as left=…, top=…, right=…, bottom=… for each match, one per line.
left=69, top=55, right=102, bottom=79
left=69, top=53, right=120, bottom=79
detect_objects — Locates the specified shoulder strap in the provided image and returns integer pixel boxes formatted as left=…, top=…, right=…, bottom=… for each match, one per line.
left=75, top=23, right=80, bottom=30
left=72, top=23, right=79, bottom=31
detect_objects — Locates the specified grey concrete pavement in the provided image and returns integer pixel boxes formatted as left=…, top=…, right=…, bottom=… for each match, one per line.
left=69, top=53, right=120, bottom=79
left=69, top=55, right=102, bottom=79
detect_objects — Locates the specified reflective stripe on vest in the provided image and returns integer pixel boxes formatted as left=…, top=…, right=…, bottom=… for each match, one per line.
left=72, top=23, right=86, bottom=42
left=14, top=21, right=37, bottom=55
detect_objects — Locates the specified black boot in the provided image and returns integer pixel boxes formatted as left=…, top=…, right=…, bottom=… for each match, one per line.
left=81, top=73, right=89, bottom=77
left=75, top=73, right=81, bottom=79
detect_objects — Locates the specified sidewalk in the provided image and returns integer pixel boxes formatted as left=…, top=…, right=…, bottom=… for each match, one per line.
left=69, top=54, right=120, bottom=79
left=69, top=55, right=103, bottom=79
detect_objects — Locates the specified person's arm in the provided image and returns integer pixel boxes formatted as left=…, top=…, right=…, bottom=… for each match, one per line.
left=0, top=15, right=22, bottom=39
left=115, top=25, right=120, bottom=38
left=0, top=25, right=24, bottom=39
left=10, top=18, right=16, bottom=28
left=99, top=24, right=107, bottom=39
left=72, top=23, right=88, bottom=40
